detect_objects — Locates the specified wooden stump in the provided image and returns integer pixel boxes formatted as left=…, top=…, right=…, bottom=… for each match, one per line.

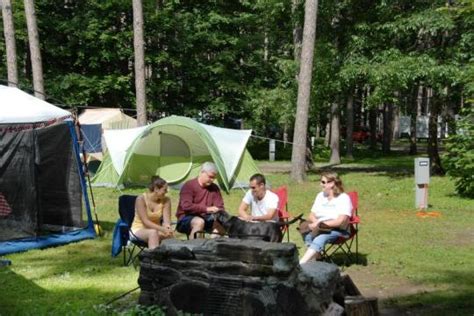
left=344, top=295, right=379, bottom=316
left=341, top=274, right=362, bottom=296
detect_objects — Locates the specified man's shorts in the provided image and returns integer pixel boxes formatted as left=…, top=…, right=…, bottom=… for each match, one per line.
left=176, top=214, right=215, bottom=234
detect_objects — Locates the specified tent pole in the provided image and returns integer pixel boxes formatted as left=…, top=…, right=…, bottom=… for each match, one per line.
left=67, top=120, right=95, bottom=234
left=75, top=120, right=102, bottom=235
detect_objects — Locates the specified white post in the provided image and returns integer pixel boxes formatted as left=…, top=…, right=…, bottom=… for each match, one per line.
left=415, top=158, right=430, bottom=209
left=269, top=139, right=276, bottom=161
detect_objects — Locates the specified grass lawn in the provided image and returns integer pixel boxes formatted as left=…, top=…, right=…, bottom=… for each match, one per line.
left=1, top=152, right=473, bottom=315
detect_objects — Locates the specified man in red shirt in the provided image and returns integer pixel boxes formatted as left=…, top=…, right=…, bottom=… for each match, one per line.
left=176, top=162, right=225, bottom=238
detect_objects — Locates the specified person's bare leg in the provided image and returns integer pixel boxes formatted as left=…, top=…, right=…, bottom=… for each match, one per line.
left=189, top=217, right=205, bottom=239
left=299, top=248, right=318, bottom=265
left=133, top=229, right=160, bottom=249
left=148, top=230, right=161, bottom=249
left=158, top=231, right=174, bottom=244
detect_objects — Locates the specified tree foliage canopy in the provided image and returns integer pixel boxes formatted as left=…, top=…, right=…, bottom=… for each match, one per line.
left=0, top=1, right=472, bottom=159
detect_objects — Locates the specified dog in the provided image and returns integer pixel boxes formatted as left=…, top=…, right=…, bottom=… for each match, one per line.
left=214, top=211, right=303, bottom=242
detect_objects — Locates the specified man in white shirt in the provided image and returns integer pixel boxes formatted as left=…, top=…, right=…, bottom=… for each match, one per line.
left=238, top=174, right=279, bottom=222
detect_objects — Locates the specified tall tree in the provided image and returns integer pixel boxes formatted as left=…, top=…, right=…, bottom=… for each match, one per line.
left=292, top=0, right=303, bottom=63
left=133, top=0, right=146, bottom=126
left=1, top=0, right=18, bottom=87
left=290, top=0, right=318, bottom=182
left=409, top=85, right=423, bottom=155
left=345, top=93, right=354, bottom=159
left=24, top=0, right=44, bottom=99
left=329, top=101, right=341, bottom=164
left=428, top=91, right=445, bottom=175
left=381, top=103, right=392, bottom=154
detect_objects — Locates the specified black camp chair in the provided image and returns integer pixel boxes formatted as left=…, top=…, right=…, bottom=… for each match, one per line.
left=118, top=195, right=148, bottom=266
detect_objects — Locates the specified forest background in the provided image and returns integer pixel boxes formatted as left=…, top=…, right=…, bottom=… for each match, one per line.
left=1, top=1, right=474, bottom=314
left=1, top=0, right=473, bottom=195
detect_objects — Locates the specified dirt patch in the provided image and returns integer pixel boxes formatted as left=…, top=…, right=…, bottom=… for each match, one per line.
left=258, top=162, right=292, bottom=174
left=445, top=229, right=474, bottom=247
left=344, top=266, right=442, bottom=315
left=345, top=266, right=437, bottom=300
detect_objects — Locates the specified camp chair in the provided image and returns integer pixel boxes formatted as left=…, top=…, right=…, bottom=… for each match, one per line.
left=321, top=191, right=360, bottom=265
left=273, top=186, right=292, bottom=242
left=118, top=195, right=148, bottom=266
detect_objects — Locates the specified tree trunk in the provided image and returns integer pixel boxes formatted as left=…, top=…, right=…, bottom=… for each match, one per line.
left=290, top=0, right=318, bottom=183
left=264, top=31, right=269, bottom=62
left=428, top=93, right=445, bottom=175
left=345, top=93, right=354, bottom=159
left=305, top=136, right=314, bottom=171
left=24, top=0, right=44, bottom=99
left=369, top=107, right=377, bottom=150
left=292, top=0, right=303, bottom=63
left=329, top=102, right=341, bottom=164
left=417, top=86, right=423, bottom=116
left=283, top=123, right=289, bottom=148
left=382, top=103, right=392, bottom=154
left=324, top=119, right=330, bottom=147
left=441, top=100, right=453, bottom=139
left=392, top=103, right=399, bottom=141
left=410, top=85, right=422, bottom=155
left=2, top=0, right=18, bottom=87
left=446, top=100, right=456, bottom=136
left=360, top=88, right=367, bottom=127
left=425, top=87, right=432, bottom=116
left=133, top=0, right=147, bottom=126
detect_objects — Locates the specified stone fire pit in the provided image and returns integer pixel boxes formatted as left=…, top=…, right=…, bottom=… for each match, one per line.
left=138, top=238, right=345, bottom=315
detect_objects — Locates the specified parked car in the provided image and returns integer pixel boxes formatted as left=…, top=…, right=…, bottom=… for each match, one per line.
left=352, top=130, right=370, bottom=143
left=352, top=128, right=370, bottom=143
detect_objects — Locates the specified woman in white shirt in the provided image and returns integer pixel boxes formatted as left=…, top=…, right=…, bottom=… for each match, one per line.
left=299, top=171, right=352, bottom=264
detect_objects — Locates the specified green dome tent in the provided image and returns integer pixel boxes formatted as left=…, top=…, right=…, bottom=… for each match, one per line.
left=92, top=116, right=260, bottom=192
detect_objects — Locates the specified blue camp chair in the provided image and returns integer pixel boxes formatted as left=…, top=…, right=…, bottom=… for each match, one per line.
left=115, top=195, right=147, bottom=266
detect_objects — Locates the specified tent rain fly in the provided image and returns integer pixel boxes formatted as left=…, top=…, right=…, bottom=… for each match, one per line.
left=92, top=116, right=260, bottom=191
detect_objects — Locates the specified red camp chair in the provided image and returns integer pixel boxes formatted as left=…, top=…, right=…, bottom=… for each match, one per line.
left=322, top=191, right=360, bottom=265
left=273, top=186, right=292, bottom=242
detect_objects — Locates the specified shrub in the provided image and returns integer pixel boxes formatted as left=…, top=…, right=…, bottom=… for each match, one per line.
left=443, top=107, right=474, bottom=198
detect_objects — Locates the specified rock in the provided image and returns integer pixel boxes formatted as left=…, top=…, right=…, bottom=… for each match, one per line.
left=138, top=238, right=344, bottom=315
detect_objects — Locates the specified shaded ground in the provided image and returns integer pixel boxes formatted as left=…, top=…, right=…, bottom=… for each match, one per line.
left=344, top=266, right=442, bottom=315
left=259, top=161, right=414, bottom=174
left=346, top=266, right=437, bottom=300
left=259, top=142, right=429, bottom=175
